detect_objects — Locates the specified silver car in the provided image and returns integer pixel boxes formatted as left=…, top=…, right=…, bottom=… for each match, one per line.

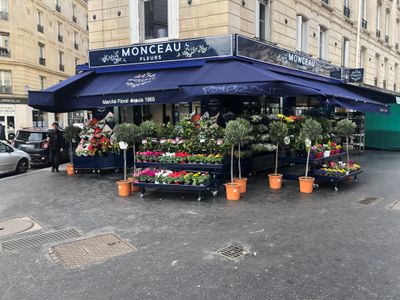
left=0, top=140, right=31, bottom=174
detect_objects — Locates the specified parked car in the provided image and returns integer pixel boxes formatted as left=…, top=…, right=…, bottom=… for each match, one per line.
left=0, top=140, right=31, bottom=174
left=13, top=128, right=69, bottom=166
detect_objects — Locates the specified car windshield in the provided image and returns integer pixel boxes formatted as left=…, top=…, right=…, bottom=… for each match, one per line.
left=16, top=131, right=47, bottom=142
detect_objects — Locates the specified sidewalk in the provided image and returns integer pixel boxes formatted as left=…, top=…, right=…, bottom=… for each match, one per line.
left=0, top=150, right=400, bottom=299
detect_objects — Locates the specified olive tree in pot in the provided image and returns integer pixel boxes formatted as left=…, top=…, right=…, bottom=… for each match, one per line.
left=114, top=123, right=136, bottom=197
left=268, top=121, right=289, bottom=190
left=63, top=125, right=81, bottom=176
left=127, top=124, right=143, bottom=193
left=233, top=118, right=252, bottom=193
left=224, top=120, right=242, bottom=201
left=299, top=119, right=322, bottom=193
left=335, top=119, right=356, bottom=170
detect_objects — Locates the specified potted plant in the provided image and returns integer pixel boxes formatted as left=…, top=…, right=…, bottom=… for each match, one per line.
left=335, top=119, right=356, bottom=169
left=114, top=123, right=136, bottom=197
left=126, top=124, right=143, bottom=193
left=224, top=120, right=241, bottom=200
left=233, top=118, right=252, bottom=193
left=268, top=121, right=288, bottom=190
left=63, top=125, right=82, bottom=176
left=299, top=119, right=322, bottom=193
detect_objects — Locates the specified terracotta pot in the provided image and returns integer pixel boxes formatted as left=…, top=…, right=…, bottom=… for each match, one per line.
left=268, top=174, right=283, bottom=190
left=225, top=183, right=241, bottom=201
left=66, top=164, right=74, bottom=176
left=298, top=176, right=315, bottom=194
left=127, top=177, right=141, bottom=193
left=234, top=177, right=248, bottom=193
left=117, top=180, right=131, bottom=197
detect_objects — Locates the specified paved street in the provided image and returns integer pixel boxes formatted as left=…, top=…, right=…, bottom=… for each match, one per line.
left=0, top=150, right=399, bottom=299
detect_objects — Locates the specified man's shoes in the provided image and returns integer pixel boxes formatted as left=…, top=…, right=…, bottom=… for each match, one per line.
left=51, top=168, right=55, bottom=172
left=55, top=169, right=59, bottom=173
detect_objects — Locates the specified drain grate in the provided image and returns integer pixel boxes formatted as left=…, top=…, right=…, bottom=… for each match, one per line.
left=1, top=228, right=81, bottom=252
left=216, top=245, right=246, bottom=261
left=49, top=233, right=136, bottom=269
left=357, top=196, right=381, bottom=206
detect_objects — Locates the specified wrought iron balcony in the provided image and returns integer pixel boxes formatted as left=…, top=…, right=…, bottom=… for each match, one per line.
left=0, top=11, right=8, bottom=21
left=385, top=35, right=389, bottom=43
left=321, top=0, right=329, bottom=4
left=73, top=16, right=77, bottom=23
left=374, top=77, right=378, bottom=86
left=39, top=57, right=46, bottom=65
left=376, top=29, right=381, bottom=38
left=37, top=24, right=44, bottom=33
left=361, top=18, right=367, bottom=29
left=0, top=85, right=12, bottom=93
left=56, top=4, right=61, bottom=13
left=396, top=43, right=399, bottom=50
left=74, top=43, right=79, bottom=50
left=59, top=64, right=64, bottom=72
left=0, top=47, right=10, bottom=57
left=343, top=6, right=351, bottom=18
left=383, top=80, right=387, bottom=89
left=58, top=35, right=63, bottom=43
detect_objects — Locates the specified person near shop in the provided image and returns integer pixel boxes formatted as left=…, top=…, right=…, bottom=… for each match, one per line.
left=0, top=123, right=5, bottom=140
left=47, top=122, right=64, bottom=172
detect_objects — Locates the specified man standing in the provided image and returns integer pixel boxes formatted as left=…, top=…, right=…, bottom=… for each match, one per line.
left=48, top=122, right=64, bottom=172
left=0, top=123, right=5, bottom=140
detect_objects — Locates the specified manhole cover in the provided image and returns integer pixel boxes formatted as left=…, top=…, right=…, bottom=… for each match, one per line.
left=216, top=245, right=247, bottom=261
left=49, top=233, right=136, bottom=269
left=357, top=196, right=381, bottom=206
left=1, top=228, right=81, bottom=252
left=0, top=217, right=41, bottom=238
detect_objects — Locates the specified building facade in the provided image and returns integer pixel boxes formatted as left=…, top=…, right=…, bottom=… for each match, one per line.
left=0, top=0, right=89, bottom=137
left=89, top=0, right=400, bottom=93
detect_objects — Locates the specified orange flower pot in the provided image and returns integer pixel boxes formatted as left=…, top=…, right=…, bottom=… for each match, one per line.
left=225, top=183, right=241, bottom=201
left=66, top=164, right=74, bottom=176
left=234, top=177, right=248, bottom=193
left=117, top=180, right=131, bottom=197
left=298, top=176, right=315, bottom=194
left=268, top=174, right=283, bottom=190
left=128, top=177, right=141, bottom=193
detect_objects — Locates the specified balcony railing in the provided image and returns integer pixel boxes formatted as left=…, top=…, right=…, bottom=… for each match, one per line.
left=343, top=6, right=351, bottom=18
left=376, top=29, right=381, bottom=38
left=74, top=43, right=79, bottom=50
left=385, top=35, right=389, bottom=43
left=396, top=43, right=399, bottom=50
left=374, top=77, right=378, bottom=86
left=59, top=64, right=64, bottom=72
left=73, top=16, right=77, bottom=23
left=37, top=24, right=44, bottom=33
left=383, top=80, right=387, bottom=89
left=0, top=11, right=8, bottom=21
left=56, top=4, right=61, bottom=13
left=0, top=47, right=10, bottom=57
left=58, top=35, right=63, bottom=43
left=0, top=85, right=12, bottom=93
left=39, top=57, right=46, bottom=65
left=361, top=18, right=367, bottom=29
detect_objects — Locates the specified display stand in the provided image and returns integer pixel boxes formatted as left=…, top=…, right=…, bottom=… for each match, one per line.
left=73, top=151, right=134, bottom=174
left=279, top=152, right=363, bottom=190
left=133, top=162, right=224, bottom=201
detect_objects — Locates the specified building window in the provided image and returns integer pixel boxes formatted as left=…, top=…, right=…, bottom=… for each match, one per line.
left=57, top=22, right=63, bottom=43
left=296, top=15, right=308, bottom=53
left=0, top=0, right=8, bottom=20
left=318, top=25, right=328, bottom=59
left=342, top=37, right=350, bottom=67
left=74, top=31, right=79, bottom=50
left=361, top=0, right=367, bottom=29
left=394, top=63, right=398, bottom=91
left=374, top=53, right=380, bottom=86
left=38, top=43, right=45, bottom=65
left=384, top=9, right=390, bottom=43
left=59, top=51, right=64, bottom=71
left=55, top=0, right=61, bottom=13
left=32, top=110, right=48, bottom=128
left=376, top=3, right=382, bottom=38
left=0, top=70, right=11, bottom=93
left=0, top=32, right=10, bottom=57
left=72, top=3, right=77, bottom=23
left=39, top=75, right=46, bottom=90
left=256, top=0, right=271, bottom=41
left=344, top=0, right=351, bottom=18
left=359, top=47, right=366, bottom=68
left=383, top=57, right=388, bottom=89
left=68, top=111, right=84, bottom=125
left=37, top=10, right=44, bottom=33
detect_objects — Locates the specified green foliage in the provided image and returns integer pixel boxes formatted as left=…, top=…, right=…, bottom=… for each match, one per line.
left=235, top=118, right=252, bottom=144
left=299, top=119, right=323, bottom=143
left=224, top=120, right=242, bottom=146
left=114, top=123, right=141, bottom=145
left=63, top=125, right=81, bottom=142
left=269, top=121, right=289, bottom=145
left=140, top=120, right=158, bottom=138
left=335, top=119, right=356, bottom=138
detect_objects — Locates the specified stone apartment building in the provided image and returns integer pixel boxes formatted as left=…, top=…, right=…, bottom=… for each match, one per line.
left=0, top=0, right=88, bottom=136
left=88, top=0, right=400, bottom=95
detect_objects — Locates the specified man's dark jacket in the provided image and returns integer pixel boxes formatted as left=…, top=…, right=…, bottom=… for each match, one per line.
left=48, top=129, right=64, bottom=150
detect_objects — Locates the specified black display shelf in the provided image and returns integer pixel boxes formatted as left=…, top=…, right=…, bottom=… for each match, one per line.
left=135, top=162, right=223, bottom=171
left=314, top=169, right=363, bottom=191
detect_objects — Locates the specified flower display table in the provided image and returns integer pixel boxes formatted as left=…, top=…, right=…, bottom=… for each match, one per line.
left=73, top=151, right=134, bottom=173
left=313, top=169, right=363, bottom=191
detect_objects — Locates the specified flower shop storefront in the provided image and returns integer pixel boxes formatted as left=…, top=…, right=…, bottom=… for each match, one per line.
left=28, top=34, right=396, bottom=198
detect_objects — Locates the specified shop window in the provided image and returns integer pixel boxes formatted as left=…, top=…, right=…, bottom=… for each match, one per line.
left=296, top=15, right=308, bottom=53
left=341, top=37, right=350, bottom=67
left=39, top=75, right=46, bottom=90
left=32, top=110, right=48, bottom=128
left=0, top=0, right=8, bottom=20
left=68, top=111, right=84, bottom=125
left=318, top=25, right=328, bottom=59
left=0, top=32, right=10, bottom=57
left=0, top=69, right=11, bottom=93
left=256, top=0, right=271, bottom=41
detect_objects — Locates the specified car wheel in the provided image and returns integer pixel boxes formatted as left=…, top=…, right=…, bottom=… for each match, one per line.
left=16, top=159, right=28, bottom=174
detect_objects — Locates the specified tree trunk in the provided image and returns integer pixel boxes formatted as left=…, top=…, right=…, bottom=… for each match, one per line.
left=238, top=143, right=241, bottom=179
left=69, top=140, right=73, bottom=165
left=230, top=145, right=234, bottom=184
left=123, top=148, right=127, bottom=181
left=133, top=144, right=136, bottom=173
left=305, top=146, right=311, bottom=178
left=275, top=142, right=279, bottom=175
left=346, top=136, right=350, bottom=169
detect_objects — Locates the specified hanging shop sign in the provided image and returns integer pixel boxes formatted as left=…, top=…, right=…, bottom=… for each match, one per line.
left=236, top=35, right=343, bottom=80
left=89, top=35, right=233, bottom=68
left=0, top=97, right=27, bottom=105
left=346, top=68, right=364, bottom=83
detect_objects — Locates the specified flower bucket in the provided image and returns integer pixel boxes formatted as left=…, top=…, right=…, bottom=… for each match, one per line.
left=316, top=152, right=324, bottom=159
left=225, top=183, right=241, bottom=201
left=330, top=150, right=335, bottom=155
left=234, top=177, right=248, bottom=193
left=268, top=174, right=283, bottom=190
left=298, top=176, right=315, bottom=194
left=323, top=150, right=331, bottom=158
left=127, top=177, right=141, bottom=193
left=117, top=180, right=131, bottom=197
left=66, top=164, right=74, bottom=176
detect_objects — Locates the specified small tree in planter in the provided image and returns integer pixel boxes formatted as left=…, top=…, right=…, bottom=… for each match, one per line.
left=234, top=118, right=252, bottom=193
left=63, top=125, right=81, bottom=175
left=298, top=119, right=322, bottom=193
left=268, top=121, right=289, bottom=190
left=114, top=123, right=136, bottom=197
left=335, top=119, right=356, bottom=169
left=224, top=120, right=242, bottom=200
